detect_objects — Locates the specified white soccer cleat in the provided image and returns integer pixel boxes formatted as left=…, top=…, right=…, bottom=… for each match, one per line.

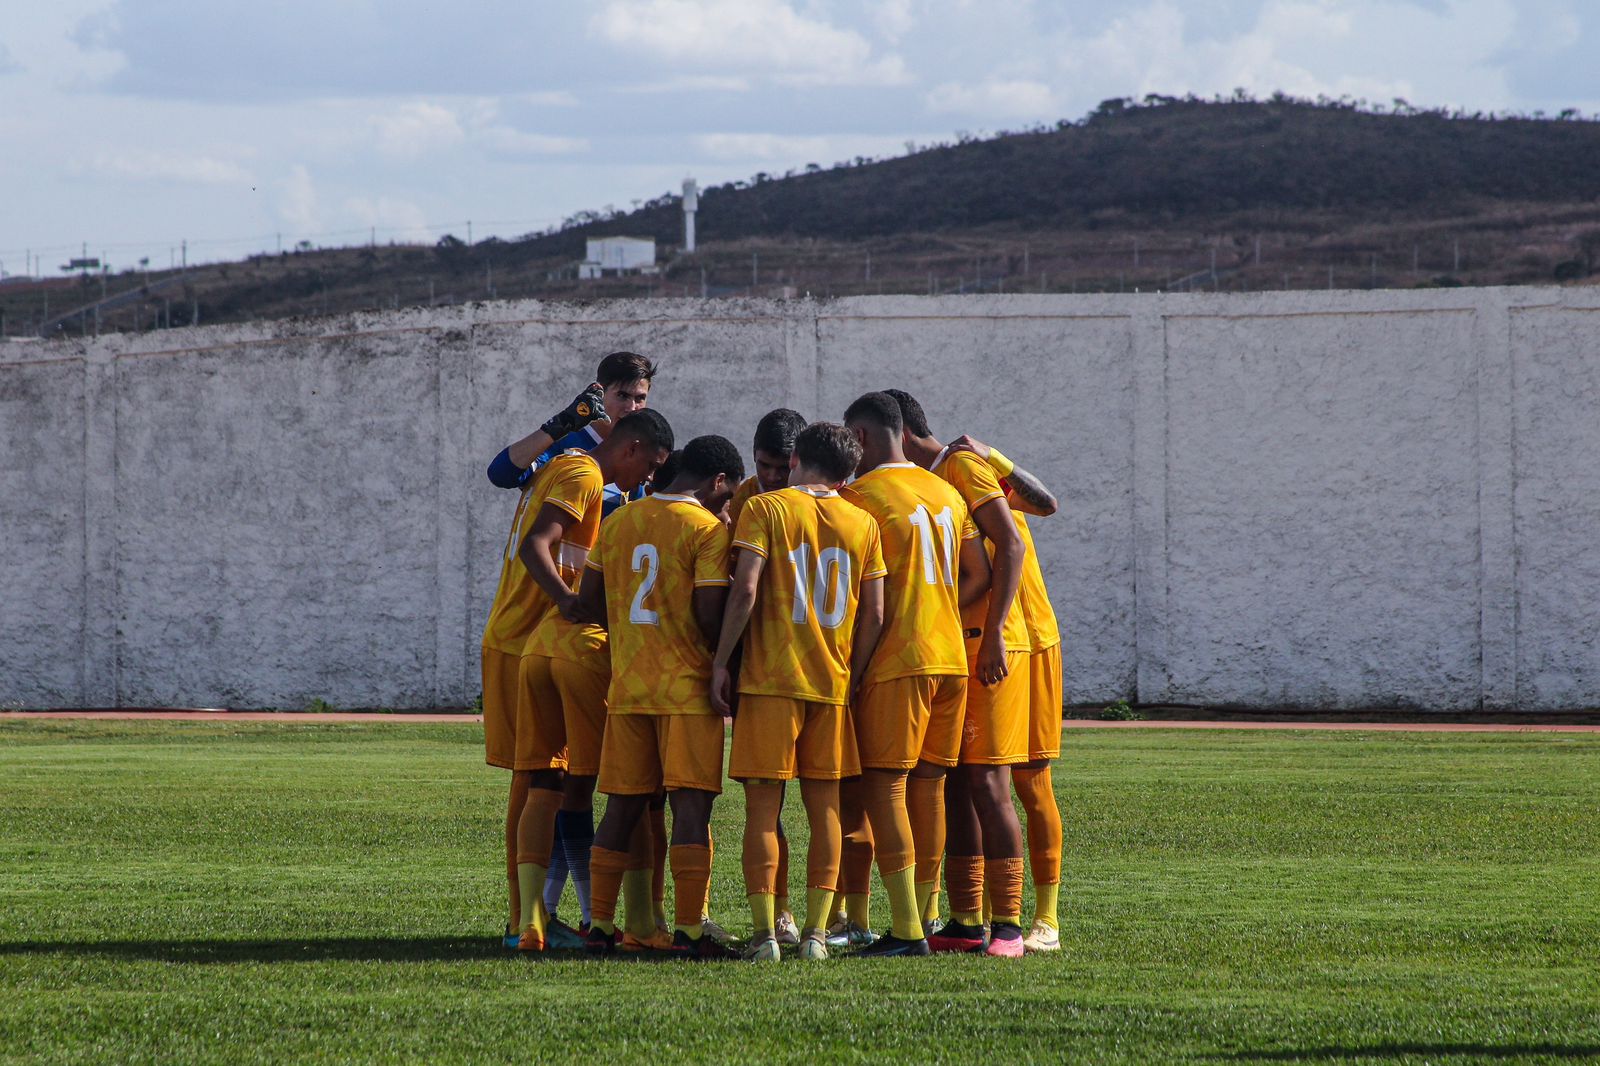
left=700, top=915, right=737, bottom=947
left=741, top=933, right=781, bottom=962
left=798, top=929, right=830, bottom=960
left=825, top=917, right=878, bottom=948
left=1022, top=920, right=1061, bottom=953
left=774, top=911, right=801, bottom=946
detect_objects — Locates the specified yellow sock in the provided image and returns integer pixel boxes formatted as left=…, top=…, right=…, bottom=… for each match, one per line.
left=1035, top=882, right=1060, bottom=930
left=515, top=863, right=548, bottom=937
left=803, top=887, right=834, bottom=935
left=917, top=881, right=939, bottom=923
left=621, top=868, right=655, bottom=939
left=882, top=866, right=923, bottom=941
left=846, top=891, right=871, bottom=932
left=749, top=892, right=776, bottom=937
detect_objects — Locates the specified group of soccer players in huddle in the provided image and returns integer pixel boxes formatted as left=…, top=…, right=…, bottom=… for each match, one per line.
left=481, top=351, right=1065, bottom=959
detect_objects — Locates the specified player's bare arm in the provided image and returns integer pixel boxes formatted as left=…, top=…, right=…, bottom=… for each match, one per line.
left=693, top=586, right=728, bottom=649
left=710, top=548, right=765, bottom=714
left=849, top=576, right=887, bottom=702
left=576, top=567, right=607, bottom=628
left=518, top=503, right=582, bottom=619
left=971, top=496, right=1024, bottom=686
left=947, top=434, right=1058, bottom=516
left=957, top=533, right=992, bottom=610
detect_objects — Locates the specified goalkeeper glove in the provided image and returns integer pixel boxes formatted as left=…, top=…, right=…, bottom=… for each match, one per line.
left=541, top=383, right=606, bottom=439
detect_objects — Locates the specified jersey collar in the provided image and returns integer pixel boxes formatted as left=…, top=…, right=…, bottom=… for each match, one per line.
left=790, top=485, right=839, bottom=499
left=861, top=461, right=917, bottom=475
left=651, top=492, right=698, bottom=503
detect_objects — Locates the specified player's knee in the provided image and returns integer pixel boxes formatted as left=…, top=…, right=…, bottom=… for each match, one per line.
left=529, top=769, right=564, bottom=791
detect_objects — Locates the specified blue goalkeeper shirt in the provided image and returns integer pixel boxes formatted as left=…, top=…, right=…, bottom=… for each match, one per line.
left=486, top=425, right=640, bottom=517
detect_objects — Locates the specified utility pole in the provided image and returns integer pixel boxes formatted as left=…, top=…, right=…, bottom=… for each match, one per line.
left=181, top=240, right=187, bottom=270
left=1254, top=235, right=1261, bottom=266
left=1328, top=264, right=1334, bottom=290
left=1453, top=239, right=1461, bottom=272
left=1370, top=253, right=1378, bottom=286
left=1413, top=243, right=1420, bottom=273
left=467, top=220, right=473, bottom=246
left=1133, top=238, right=1140, bottom=268
left=752, top=252, right=758, bottom=287
left=865, top=250, right=871, bottom=281
left=700, top=266, right=707, bottom=298
left=277, top=232, right=282, bottom=254
left=1023, top=243, right=1030, bottom=274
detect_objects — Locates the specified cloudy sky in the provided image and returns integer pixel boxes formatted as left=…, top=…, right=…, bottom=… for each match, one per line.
left=1, top=0, right=1594, bottom=274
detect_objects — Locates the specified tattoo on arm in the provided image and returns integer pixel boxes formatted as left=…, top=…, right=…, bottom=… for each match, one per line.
left=1005, top=464, right=1058, bottom=516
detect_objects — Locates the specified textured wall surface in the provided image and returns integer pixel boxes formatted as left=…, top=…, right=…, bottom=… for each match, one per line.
left=2, top=288, right=1598, bottom=710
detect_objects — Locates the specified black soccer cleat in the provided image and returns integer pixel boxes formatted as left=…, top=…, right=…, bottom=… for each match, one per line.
left=855, top=934, right=931, bottom=958
left=584, top=925, right=617, bottom=956
left=671, top=929, right=740, bottom=961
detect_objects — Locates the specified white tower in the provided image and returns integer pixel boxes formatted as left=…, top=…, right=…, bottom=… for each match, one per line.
left=682, top=177, right=698, bottom=253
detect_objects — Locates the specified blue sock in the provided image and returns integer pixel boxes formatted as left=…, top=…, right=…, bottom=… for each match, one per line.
left=544, top=815, right=569, bottom=919
left=557, top=808, right=595, bottom=926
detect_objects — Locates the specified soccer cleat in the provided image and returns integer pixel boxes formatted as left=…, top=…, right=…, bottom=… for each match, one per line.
left=545, top=917, right=586, bottom=950
left=922, top=917, right=945, bottom=939
left=927, top=920, right=985, bottom=953
left=584, top=926, right=616, bottom=956
left=1022, top=921, right=1061, bottom=954
left=671, top=929, right=740, bottom=961
left=854, top=934, right=931, bottom=958
left=700, top=916, right=738, bottom=947
left=502, top=925, right=521, bottom=951
left=621, top=927, right=676, bottom=952
left=825, top=917, right=879, bottom=948
left=741, top=933, right=781, bottom=962
left=774, top=911, right=801, bottom=946
left=985, top=921, right=1025, bottom=958
left=798, top=929, right=830, bottom=960
left=516, top=926, right=546, bottom=952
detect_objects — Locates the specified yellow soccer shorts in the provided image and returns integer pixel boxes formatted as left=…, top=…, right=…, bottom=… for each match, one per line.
left=599, top=713, right=726, bottom=795
left=481, top=646, right=523, bottom=769
left=959, top=650, right=1031, bottom=765
left=729, top=695, right=861, bottom=781
left=855, top=673, right=968, bottom=770
left=1028, top=643, right=1064, bottom=761
left=552, top=657, right=610, bottom=777
left=513, top=654, right=569, bottom=772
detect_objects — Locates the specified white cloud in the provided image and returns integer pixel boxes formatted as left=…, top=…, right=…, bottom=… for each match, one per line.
left=615, top=74, right=752, bottom=94
left=372, top=101, right=465, bottom=159
left=872, top=0, right=917, bottom=42
left=926, top=79, right=1059, bottom=119
left=342, top=194, right=431, bottom=238
left=590, top=0, right=909, bottom=86
left=83, top=149, right=253, bottom=185
left=477, top=127, right=590, bottom=157
left=279, top=164, right=319, bottom=233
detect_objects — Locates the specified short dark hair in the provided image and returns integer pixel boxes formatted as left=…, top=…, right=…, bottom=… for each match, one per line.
left=752, top=408, right=807, bottom=457
left=882, top=389, right=931, bottom=438
left=843, top=391, right=903, bottom=434
left=678, top=435, right=745, bottom=483
left=612, top=408, right=674, bottom=453
left=649, top=449, right=682, bottom=493
left=793, top=422, right=862, bottom=484
left=596, top=351, right=657, bottom=388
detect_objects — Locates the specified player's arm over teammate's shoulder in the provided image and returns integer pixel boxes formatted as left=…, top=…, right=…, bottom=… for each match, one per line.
left=946, top=434, right=1058, bottom=517
left=487, top=383, right=606, bottom=488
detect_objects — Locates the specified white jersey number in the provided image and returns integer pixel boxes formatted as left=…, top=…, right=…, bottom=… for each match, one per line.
left=787, top=544, right=851, bottom=630
left=907, top=505, right=958, bottom=586
left=629, top=543, right=660, bottom=625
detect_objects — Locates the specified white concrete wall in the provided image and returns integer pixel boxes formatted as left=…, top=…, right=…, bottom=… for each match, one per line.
left=3, top=288, right=1598, bottom=711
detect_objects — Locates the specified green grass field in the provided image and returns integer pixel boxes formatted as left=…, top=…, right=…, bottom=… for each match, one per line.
left=1, top=720, right=1597, bottom=1065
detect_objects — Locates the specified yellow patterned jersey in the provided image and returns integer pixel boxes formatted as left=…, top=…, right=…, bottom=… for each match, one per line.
left=732, top=487, right=888, bottom=705
left=841, top=463, right=977, bottom=684
left=482, top=484, right=546, bottom=655
left=520, top=451, right=607, bottom=660
left=933, top=449, right=1031, bottom=654
left=727, top=476, right=761, bottom=531
left=1011, top=509, right=1061, bottom=653
left=587, top=493, right=732, bottom=714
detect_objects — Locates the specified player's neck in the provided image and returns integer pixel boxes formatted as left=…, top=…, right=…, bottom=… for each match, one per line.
left=787, top=465, right=839, bottom=494
left=902, top=435, right=944, bottom=470
left=662, top=476, right=708, bottom=505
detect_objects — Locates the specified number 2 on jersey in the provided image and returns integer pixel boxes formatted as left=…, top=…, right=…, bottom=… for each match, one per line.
left=629, top=543, right=660, bottom=625
left=907, top=505, right=957, bottom=586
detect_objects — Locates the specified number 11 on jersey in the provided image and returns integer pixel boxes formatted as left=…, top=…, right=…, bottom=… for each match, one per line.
left=907, top=505, right=957, bottom=586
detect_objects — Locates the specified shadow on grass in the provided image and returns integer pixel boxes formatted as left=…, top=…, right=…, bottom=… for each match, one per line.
left=0, top=937, right=648, bottom=964
left=1220, top=1045, right=1600, bottom=1061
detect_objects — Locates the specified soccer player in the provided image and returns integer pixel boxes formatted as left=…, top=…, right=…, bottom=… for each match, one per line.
left=883, top=389, right=1029, bottom=957
left=946, top=434, right=1064, bottom=953
left=483, top=351, right=656, bottom=945
left=725, top=407, right=807, bottom=945
left=712, top=423, right=887, bottom=961
left=576, top=435, right=746, bottom=960
left=838, top=393, right=994, bottom=957
left=510, top=410, right=674, bottom=950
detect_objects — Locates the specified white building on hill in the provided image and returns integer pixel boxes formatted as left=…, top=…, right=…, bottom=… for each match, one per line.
left=579, top=237, right=658, bottom=279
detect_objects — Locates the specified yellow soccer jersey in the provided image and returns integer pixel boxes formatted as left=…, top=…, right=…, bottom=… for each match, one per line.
left=726, top=475, right=761, bottom=530
left=1012, top=509, right=1061, bottom=653
left=841, top=463, right=977, bottom=684
left=519, top=451, right=606, bottom=659
left=481, top=485, right=546, bottom=655
left=933, top=449, right=1031, bottom=654
left=588, top=493, right=732, bottom=714
left=732, top=487, right=888, bottom=705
